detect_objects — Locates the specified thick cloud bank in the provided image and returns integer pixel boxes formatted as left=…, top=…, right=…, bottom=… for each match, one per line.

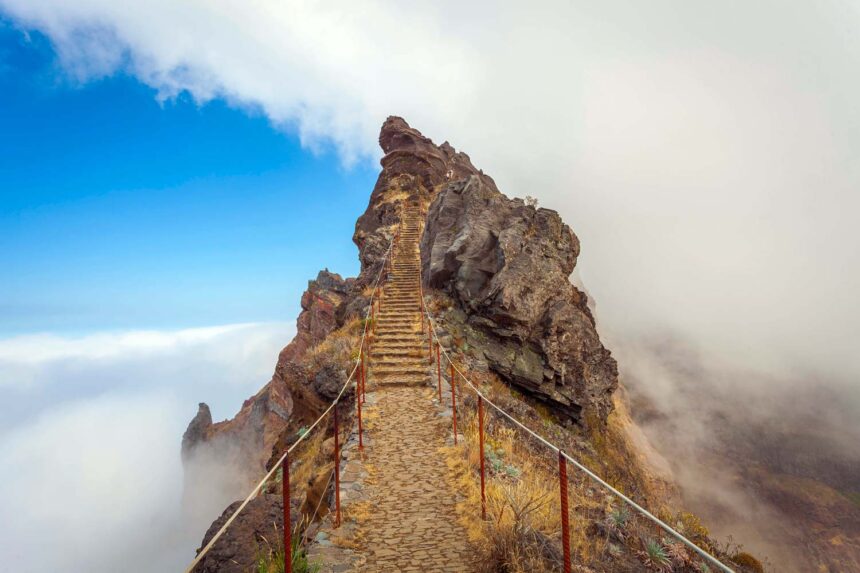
left=0, top=323, right=292, bottom=572
left=1, top=0, right=856, bottom=381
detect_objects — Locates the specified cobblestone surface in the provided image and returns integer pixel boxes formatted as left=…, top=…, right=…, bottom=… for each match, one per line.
left=350, top=385, right=472, bottom=572
left=309, top=202, right=473, bottom=572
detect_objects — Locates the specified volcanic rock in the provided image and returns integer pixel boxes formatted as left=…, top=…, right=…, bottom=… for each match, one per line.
left=420, top=174, right=618, bottom=422
left=192, top=493, right=299, bottom=573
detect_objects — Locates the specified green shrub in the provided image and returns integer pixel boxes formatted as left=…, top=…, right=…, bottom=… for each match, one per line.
left=637, top=537, right=672, bottom=572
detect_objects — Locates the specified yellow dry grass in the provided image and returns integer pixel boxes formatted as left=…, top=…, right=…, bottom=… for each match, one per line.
left=441, top=404, right=612, bottom=572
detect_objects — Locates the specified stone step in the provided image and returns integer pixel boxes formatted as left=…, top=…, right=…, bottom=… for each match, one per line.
left=372, top=377, right=428, bottom=388
left=374, top=336, right=424, bottom=345
left=375, top=322, right=418, bottom=329
left=376, top=329, right=421, bottom=336
left=371, top=349, right=427, bottom=358
left=372, top=358, right=431, bottom=368
left=375, top=330, right=421, bottom=338
left=371, top=365, right=430, bottom=376
left=371, top=341, right=425, bottom=350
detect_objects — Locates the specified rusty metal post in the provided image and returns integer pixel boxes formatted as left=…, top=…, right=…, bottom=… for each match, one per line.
left=450, top=362, right=458, bottom=445
left=360, top=350, right=366, bottom=404
left=436, top=343, right=442, bottom=401
left=478, top=396, right=487, bottom=520
left=558, top=451, right=571, bottom=573
left=427, top=320, right=432, bottom=360
left=333, top=406, right=341, bottom=527
left=282, top=451, right=292, bottom=573
left=356, top=373, right=364, bottom=450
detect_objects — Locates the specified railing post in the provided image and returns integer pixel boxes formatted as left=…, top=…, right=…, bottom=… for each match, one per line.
left=436, top=343, right=442, bottom=401
left=427, top=320, right=432, bottom=361
left=558, top=451, right=571, bottom=573
left=450, top=362, right=458, bottom=445
left=478, top=395, right=487, bottom=520
left=356, top=368, right=364, bottom=451
left=360, top=350, right=366, bottom=404
left=282, top=451, right=292, bottom=573
left=333, top=405, right=341, bottom=527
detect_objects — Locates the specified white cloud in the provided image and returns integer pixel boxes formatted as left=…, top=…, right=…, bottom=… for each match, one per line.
left=0, top=323, right=255, bottom=364
left=0, top=323, right=293, bottom=572
left=1, top=0, right=857, bottom=384
left=0, top=392, right=186, bottom=572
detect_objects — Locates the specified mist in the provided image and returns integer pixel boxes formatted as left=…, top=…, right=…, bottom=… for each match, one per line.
left=2, top=0, right=859, bottom=568
left=0, top=323, right=293, bottom=572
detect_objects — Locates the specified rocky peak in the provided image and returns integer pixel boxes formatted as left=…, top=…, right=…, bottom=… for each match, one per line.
left=181, top=402, right=213, bottom=463
left=353, top=117, right=498, bottom=285
left=360, top=117, right=618, bottom=423
left=422, top=172, right=617, bottom=422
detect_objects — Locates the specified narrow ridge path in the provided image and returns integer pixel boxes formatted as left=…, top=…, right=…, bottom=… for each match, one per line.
left=352, top=202, right=471, bottom=571
left=313, top=201, right=472, bottom=572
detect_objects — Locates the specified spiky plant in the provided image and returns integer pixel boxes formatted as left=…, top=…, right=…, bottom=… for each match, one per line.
left=637, top=537, right=672, bottom=572
left=604, top=506, right=630, bottom=540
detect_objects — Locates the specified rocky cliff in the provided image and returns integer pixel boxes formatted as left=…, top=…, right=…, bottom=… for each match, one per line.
left=182, top=117, right=652, bottom=570
left=356, top=116, right=618, bottom=424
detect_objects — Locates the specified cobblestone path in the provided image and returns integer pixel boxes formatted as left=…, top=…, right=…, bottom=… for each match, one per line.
left=309, top=201, right=473, bottom=572
left=354, top=385, right=471, bottom=572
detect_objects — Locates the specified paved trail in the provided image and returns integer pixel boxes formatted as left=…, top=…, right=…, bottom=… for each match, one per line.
left=311, top=201, right=472, bottom=572
left=354, top=385, right=470, bottom=572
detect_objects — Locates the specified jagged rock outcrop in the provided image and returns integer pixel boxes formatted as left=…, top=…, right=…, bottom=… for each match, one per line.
left=281, top=269, right=353, bottom=364
left=352, top=116, right=497, bottom=285
left=353, top=116, right=617, bottom=423
left=420, top=174, right=618, bottom=422
left=182, top=270, right=352, bottom=479
left=182, top=403, right=212, bottom=463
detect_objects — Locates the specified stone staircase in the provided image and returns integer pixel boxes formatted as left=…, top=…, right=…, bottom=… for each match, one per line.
left=371, top=202, right=430, bottom=387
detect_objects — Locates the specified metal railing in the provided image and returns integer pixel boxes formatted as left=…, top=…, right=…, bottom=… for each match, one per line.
left=416, top=259, right=736, bottom=573
left=182, top=233, right=397, bottom=573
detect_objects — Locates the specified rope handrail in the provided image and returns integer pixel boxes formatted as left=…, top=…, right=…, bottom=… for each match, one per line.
left=183, top=235, right=396, bottom=573
left=418, top=272, right=735, bottom=573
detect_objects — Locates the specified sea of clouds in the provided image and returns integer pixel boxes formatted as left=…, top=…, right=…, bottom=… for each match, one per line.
left=0, top=323, right=293, bottom=572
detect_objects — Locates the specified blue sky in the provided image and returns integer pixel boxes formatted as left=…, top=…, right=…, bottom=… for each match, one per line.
left=0, top=21, right=378, bottom=336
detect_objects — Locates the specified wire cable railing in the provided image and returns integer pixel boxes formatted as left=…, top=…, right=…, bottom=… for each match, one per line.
left=417, top=258, right=736, bottom=573
left=182, top=234, right=396, bottom=573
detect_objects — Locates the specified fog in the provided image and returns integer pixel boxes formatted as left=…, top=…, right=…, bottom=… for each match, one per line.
left=2, top=0, right=859, bottom=569
left=0, top=323, right=292, bottom=572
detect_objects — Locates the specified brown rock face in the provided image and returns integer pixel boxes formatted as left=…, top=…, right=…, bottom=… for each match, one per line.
left=181, top=403, right=212, bottom=463
left=193, top=493, right=299, bottom=573
left=356, top=117, right=618, bottom=423
left=281, top=270, right=353, bottom=364
left=420, top=174, right=618, bottom=422
left=182, top=270, right=351, bottom=477
left=352, top=116, right=496, bottom=285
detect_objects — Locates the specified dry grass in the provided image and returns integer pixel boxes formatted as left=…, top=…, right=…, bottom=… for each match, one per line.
left=435, top=360, right=757, bottom=572
left=443, top=408, right=584, bottom=572
left=304, top=320, right=362, bottom=376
